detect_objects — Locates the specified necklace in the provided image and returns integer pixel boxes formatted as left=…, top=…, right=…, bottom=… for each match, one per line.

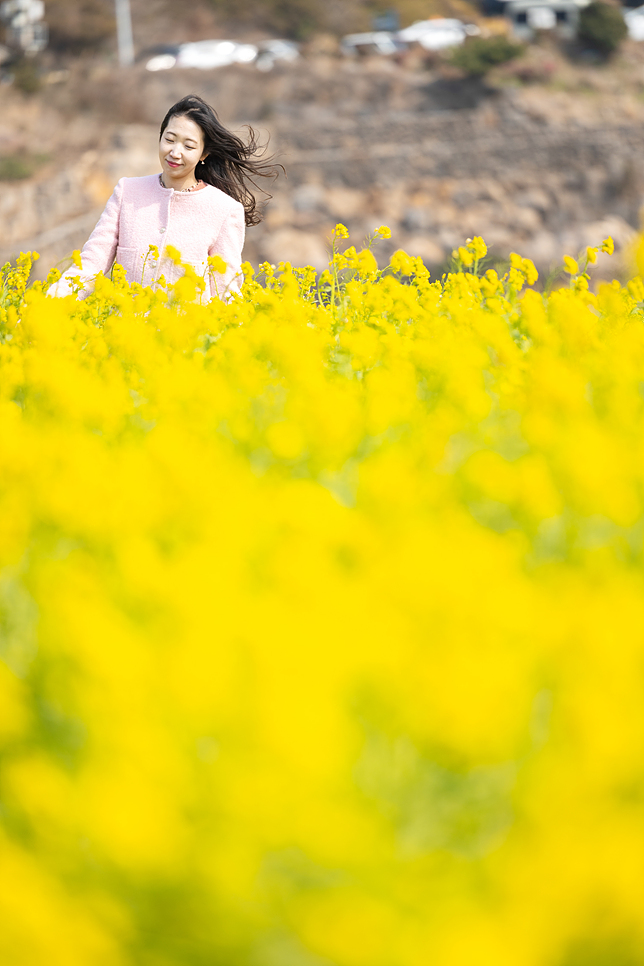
left=159, top=174, right=203, bottom=192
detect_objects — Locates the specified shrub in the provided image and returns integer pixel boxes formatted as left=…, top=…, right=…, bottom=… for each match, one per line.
left=578, top=0, right=627, bottom=54
left=0, top=152, right=48, bottom=180
left=450, top=34, right=525, bottom=76
left=0, top=155, right=32, bottom=180
left=11, top=56, right=41, bottom=94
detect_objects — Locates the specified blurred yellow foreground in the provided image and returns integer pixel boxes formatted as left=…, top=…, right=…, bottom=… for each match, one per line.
left=1, top=235, right=643, bottom=965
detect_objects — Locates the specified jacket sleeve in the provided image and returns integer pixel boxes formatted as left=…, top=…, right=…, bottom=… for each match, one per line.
left=208, top=201, right=246, bottom=301
left=48, top=179, right=124, bottom=298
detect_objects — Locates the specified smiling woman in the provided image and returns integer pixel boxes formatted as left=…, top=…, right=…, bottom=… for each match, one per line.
left=160, top=115, right=207, bottom=191
left=50, top=95, right=280, bottom=301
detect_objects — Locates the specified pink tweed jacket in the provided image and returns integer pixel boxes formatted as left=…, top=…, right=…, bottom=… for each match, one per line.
left=51, top=174, right=246, bottom=300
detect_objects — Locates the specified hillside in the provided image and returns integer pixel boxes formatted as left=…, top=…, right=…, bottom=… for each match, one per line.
left=20, top=0, right=478, bottom=53
left=2, top=15, right=644, bottom=279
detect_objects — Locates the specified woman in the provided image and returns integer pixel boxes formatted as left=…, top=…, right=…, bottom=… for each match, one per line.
left=51, top=94, right=276, bottom=301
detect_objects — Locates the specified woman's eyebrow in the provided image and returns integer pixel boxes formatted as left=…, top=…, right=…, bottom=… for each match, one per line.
left=165, top=128, right=197, bottom=145
left=165, top=128, right=197, bottom=146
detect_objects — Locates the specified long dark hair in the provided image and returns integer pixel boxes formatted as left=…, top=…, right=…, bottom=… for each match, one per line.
left=159, top=95, right=280, bottom=227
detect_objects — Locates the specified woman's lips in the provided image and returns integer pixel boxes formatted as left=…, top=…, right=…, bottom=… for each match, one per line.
left=167, top=161, right=181, bottom=168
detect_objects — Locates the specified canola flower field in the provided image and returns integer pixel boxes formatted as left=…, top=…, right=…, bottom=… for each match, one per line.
left=1, top=230, right=644, bottom=965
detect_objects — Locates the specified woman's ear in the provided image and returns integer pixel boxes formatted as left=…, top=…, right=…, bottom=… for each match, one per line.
left=201, top=153, right=209, bottom=162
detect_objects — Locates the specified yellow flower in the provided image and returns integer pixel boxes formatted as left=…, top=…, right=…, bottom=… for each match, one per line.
left=333, top=224, right=350, bottom=239
left=627, top=276, right=644, bottom=302
left=586, top=247, right=597, bottom=264
left=355, top=249, right=378, bottom=275
left=375, top=226, right=391, bottom=239
left=563, top=255, right=579, bottom=275
left=457, top=246, right=474, bottom=267
left=481, top=269, right=500, bottom=297
left=573, top=274, right=589, bottom=292
left=111, top=263, right=127, bottom=285
left=46, top=267, right=62, bottom=286
left=508, top=267, right=526, bottom=290
left=601, top=236, right=614, bottom=255
left=521, top=258, right=538, bottom=286
left=391, top=250, right=415, bottom=275
left=208, top=255, right=227, bottom=274
left=72, top=250, right=83, bottom=270
left=410, top=255, right=429, bottom=279
left=468, top=236, right=487, bottom=260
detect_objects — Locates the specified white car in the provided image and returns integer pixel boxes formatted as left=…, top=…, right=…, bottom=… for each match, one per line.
left=340, top=31, right=402, bottom=56
left=255, top=39, right=300, bottom=71
left=397, top=18, right=480, bottom=51
left=177, top=40, right=257, bottom=68
left=146, top=39, right=258, bottom=72
left=145, top=52, right=177, bottom=71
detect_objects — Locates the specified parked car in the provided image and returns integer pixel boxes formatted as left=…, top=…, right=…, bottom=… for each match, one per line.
left=177, top=40, right=257, bottom=69
left=340, top=31, right=403, bottom=56
left=146, top=39, right=257, bottom=71
left=397, top=18, right=480, bottom=50
left=145, top=49, right=179, bottom=71
left=255, top=38, right=300, bottom=71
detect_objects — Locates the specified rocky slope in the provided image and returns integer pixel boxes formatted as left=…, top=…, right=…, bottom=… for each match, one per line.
left=2, top=47, right=644, bottom=280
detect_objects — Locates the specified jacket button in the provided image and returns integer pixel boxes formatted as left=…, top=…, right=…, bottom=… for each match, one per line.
left=160, top=227, right=166, bottom=233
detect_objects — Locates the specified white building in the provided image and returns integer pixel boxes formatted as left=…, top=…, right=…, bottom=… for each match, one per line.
left=505, top=0, right=590, bottom=41
left=0, top=0, right=47, bottom=53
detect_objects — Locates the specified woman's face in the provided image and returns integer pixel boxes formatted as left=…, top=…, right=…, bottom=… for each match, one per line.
left=159, top=114, right=207, bottom=188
